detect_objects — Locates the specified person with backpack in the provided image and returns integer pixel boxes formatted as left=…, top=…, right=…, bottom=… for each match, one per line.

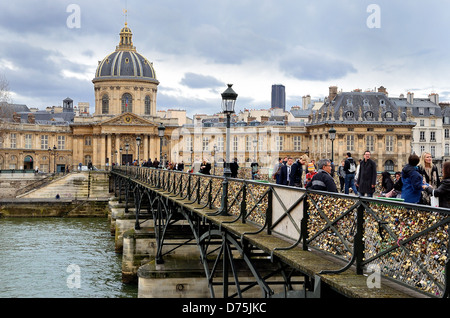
left=344, top=152, right=359, bottom=195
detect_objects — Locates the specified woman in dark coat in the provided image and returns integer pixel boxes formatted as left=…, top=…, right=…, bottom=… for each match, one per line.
left=381, top=171, right=394, bottom=195
left=424, top=161, right=450, bottom=208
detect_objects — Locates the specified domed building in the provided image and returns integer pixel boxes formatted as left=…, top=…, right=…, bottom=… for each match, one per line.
left=70, top=23, right=176, bottom=169
left=92, top=23, right=159, bottom=118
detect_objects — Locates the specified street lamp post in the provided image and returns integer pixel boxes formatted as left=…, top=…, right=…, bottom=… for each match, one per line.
left=52, top=145, right=57, bottom=174
left=220, top=84, right=238, bottom=216
left=158, top=123, right=166, bottom=169
left=213, top=145, right=217, bottom=175
left=136, top=136, right=141, bottom=165
left=329, top=126, right=337, bottom=163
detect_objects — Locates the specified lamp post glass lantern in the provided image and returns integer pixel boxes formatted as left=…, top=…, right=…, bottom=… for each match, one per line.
left=136, top=136, right=141, bottom=164
left=221, top=84, right=238, bottom=178
left=329, top=126, right=336, bottom=163
left=158, top=123, right=166, bottom=169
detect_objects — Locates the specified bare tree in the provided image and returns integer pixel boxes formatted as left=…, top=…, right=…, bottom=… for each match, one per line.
left=0, top=72, right=11, bottom=103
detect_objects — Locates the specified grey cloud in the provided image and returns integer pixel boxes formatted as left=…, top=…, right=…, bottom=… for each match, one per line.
left=180, top=73, right=225, bottom=89
left=279, top=47, right=357, bottom=81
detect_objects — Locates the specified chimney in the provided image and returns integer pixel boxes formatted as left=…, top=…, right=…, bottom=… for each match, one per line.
left=378, top=86, right=388, bottom=96
left=429, top=93, right=439, bottom=105
left=407, top=92, right=414, bottom=105
left=27, top=113, right=35, bottom=124
left=329, top=86, right=338, bottom=102
left=13, top=112, right=21, bottom=123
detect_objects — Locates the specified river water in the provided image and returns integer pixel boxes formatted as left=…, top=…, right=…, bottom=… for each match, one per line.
left=0, top=218, right=138, bottom=298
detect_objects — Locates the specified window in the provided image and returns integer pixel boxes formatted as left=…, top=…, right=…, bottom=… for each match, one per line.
left=85, top=136, right=92, bottom=146
left=121, top=93, right=133, bottom=113
left=145, top=96, right=151, bottom=115
left=420, top=145, right=425, bottom=153
left=25, top=134, right=33, bottom=149
left=293, top=136, right=301, bottom=151
left=185, top=136, right=192, bottom=152
left=420, top=131, right=426, bottom=142
left=430, top=107, right=435, bottom=115
left=102, top=94, right=109, bottom=114
left=233, top=136, right=239, bottom=152
left=366, top=135, right=374, bottom=152
left=419, top=108, right=424, bottom=115
left=431, top=146, right=436, bottom=158
left=58, top=136, right=66, bottom=150
left=445, top=129, right=450, bottom=139
left=386, top=136, right=394, bottom=152
left=217, top=136, right=224, bottom=152
left=420, top=119, right=424, bottom=126
left=384, top=160, right=394, bottom=172
left=345, top=111, right=354, bottom=119
left=446, top=144, right=449, bottom=156
left=10, top=133, right=16, bottom=149
left=202, top=137, right=209, bottom=152
left=246, top=136, right=252, bottom=152
left=41, top=135, right=48, bottom=150
left=430, top=131, right=436, bottom=142
left=346, top=135, right=354, bottom=151
left=276, top=135, right=283, bottom=151
left=431, top=119, right=436, bottom=127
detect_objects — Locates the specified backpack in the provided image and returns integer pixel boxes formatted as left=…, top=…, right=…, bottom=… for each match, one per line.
left=348, top=161, right=356, bottom=173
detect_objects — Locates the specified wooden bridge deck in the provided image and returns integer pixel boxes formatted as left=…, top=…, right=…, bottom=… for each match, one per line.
left=147, top=185, right=422, bottom=298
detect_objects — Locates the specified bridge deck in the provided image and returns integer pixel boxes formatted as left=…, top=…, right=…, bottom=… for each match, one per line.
left=148, top=185, right=418, bottom=298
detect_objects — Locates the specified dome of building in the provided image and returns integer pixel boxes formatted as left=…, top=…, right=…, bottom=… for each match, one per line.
left=93, top=23, right=159, bottom=84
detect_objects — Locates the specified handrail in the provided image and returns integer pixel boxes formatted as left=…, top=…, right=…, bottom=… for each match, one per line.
left=111, top=165, right=450, bottom=298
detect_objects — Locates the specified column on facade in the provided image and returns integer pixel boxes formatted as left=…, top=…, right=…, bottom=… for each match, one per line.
left=143, top=134, right=149, bottom=161
left=92, top=135, right=98, bottom=167
left=100, top=134, right=106, bottom=168
left=106, top=134, right=112, bottom=166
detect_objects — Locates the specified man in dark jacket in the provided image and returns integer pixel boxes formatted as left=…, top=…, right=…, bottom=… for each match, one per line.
left=230, top=158, right=239, bottom=178
left=356, top=151, right=377, bottom=197
left=289, top=156, right=307, bottom=187
left=306, top=159, right=338, bottom=193
left=279, top=157, right=294, bottom=185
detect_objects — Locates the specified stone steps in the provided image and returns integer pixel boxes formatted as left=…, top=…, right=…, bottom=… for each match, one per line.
left=19, top=172, right=110, bottom=199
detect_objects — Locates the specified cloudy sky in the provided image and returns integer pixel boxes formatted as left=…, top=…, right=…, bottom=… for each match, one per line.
left=1, top=0, right=450, bottom=117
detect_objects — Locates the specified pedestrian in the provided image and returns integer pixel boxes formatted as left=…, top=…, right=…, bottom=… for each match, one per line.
left=273, top=158, right=284, bottom=184
left=380, top=171, right=394, bottom=196
left=418, top=152, right=441, bottom=205
left=289, top=155, right=307, bottom=187
left=251, top=161, right=259, bottom=180
left=178, top=161, right=184, bottom=172
left=200, top=159, right=211, bottom=175
left=230, top=158, right=239, bottom=178
left=343, top=152, right=358, bottom=195
left=337, top=160, right=346, bottom=192
left=279, top=157, right=294, bottom=186
left=423, top=161, right=450, bottom=208
left=305, top=161, right=317, bottom=187
left=401, top=154, right=423, bottom=204
left=306, top=159, right=338, bottom=193
left=356, top=151, right=377, bottom=197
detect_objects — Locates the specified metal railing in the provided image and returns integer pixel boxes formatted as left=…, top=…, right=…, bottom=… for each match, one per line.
left=112, top=165, right=450, bottom=298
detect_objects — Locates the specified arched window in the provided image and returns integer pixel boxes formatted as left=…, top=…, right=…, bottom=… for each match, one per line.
left=102, top=94, right=109, bottom=114
left=121, top=93, right=133, bottom=113
left=384, top=160, right=394, bottom=172
left=145, top=95, right=151, bottom=115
